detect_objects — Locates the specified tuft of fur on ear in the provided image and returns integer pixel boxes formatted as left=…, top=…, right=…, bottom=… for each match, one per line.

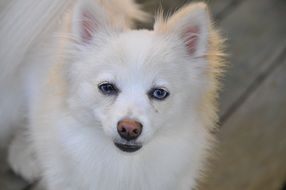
left=72, top=0, right=110, bottom=44
left=154, top=3, right=210, bottom=57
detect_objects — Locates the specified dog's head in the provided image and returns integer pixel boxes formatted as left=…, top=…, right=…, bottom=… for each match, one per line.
left=66, top=0, right=213, bottom=153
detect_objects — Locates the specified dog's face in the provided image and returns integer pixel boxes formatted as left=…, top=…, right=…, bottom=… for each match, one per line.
left=67, top=1, right=210, bottom=153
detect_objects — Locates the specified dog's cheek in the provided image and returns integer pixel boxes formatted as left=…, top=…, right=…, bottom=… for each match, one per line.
left=147, top=100, right=172, bottom=131
left=92, top=107, right=115, bottom=138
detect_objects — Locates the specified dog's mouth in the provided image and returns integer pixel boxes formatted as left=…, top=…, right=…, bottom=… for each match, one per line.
left=114, top=142, right=142, bottom=153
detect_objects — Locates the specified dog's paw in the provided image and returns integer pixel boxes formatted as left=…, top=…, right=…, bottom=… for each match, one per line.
left=8, top=129, right=41, bottom=183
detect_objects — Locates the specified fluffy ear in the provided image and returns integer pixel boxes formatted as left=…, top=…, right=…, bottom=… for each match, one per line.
left=155, top=3, right=210, bottom=57
left=72, top=0, right=109, bottom=44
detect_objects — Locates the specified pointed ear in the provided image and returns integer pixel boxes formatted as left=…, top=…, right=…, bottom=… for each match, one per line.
left=72, top=0, right=109, bottom=44
left=155, top=3, right=210, bottom=56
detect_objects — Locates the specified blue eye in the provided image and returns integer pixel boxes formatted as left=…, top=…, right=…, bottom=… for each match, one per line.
left=98, top=82, right=119, bottom=95
left=149, top=88, right=169, bottom=101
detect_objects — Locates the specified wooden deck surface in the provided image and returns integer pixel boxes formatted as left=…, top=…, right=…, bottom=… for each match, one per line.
left=0, top=0, right=285, bottom=189
left=202, top=0, right=286, bottom=189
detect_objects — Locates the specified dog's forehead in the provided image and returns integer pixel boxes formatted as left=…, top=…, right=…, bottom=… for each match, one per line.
left=113, top=30, right=164, bottom=66
left=92, top=30, right=180, bottom=85
left=118, top=30, right=154, bottom=50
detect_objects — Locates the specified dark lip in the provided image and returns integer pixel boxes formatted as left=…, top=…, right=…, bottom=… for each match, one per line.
left=114, top=142, right=142, bottom=153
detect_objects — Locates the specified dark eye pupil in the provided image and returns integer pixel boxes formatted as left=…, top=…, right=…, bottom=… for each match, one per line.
left=150, top=88, right=169, bottom=100
left=99, top=83, right=118, bottom=95
left=103, top=84, right=113, bottom=92
left=155, top=89, right=165, bottom=97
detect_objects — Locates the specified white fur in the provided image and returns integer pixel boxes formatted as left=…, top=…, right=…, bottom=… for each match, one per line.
left=0, top=0, right=74, bottom=146
left=3, top=0, right=216, bottom=189
left=8, top=128, right=41, bottom=183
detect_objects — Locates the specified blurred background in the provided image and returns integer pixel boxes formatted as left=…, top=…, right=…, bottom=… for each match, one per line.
left=0, top=0, right=286, bottom=190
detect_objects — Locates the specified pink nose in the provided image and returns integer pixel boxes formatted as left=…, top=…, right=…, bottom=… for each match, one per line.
left=117, top=119, right=143, bottom=141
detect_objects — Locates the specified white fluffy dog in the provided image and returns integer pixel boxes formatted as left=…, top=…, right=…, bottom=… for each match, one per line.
left=1, top=0, right=225, bottom=189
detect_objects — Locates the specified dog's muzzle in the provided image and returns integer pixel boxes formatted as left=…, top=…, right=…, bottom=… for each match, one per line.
left=114, top=119, right=143, bottom=153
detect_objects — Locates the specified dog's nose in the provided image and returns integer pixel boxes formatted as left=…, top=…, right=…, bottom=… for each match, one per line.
left=117, top=119, right=143, bottom=141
